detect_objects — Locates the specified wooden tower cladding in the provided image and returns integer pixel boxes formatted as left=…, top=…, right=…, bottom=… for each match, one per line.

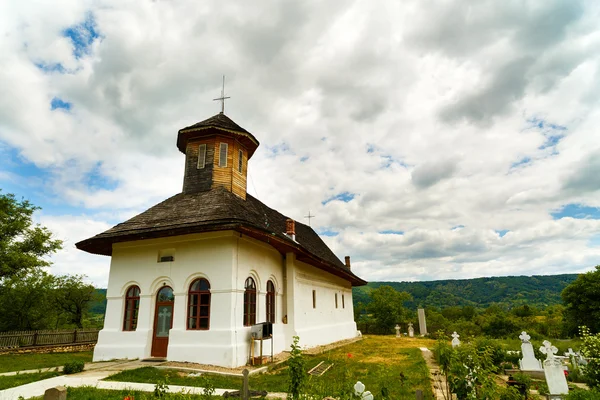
left=177, top=113, right=259, bottom=200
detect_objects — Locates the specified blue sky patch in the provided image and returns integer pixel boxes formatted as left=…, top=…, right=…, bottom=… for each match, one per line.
left=587, top=234, right=600, bottom=247
left=451, top=225, right=465, bottom=230
left=322, top=191, right=355, bottom=205
left=511, top=156, right=531, bottom=169
left=539, top=134, right=564, bottom=150
left=495, top=229, right=509, bottom=237
left=318, top=229, right=339, bottom=237
left=379, top=230, right=404, bottom=235
left=51, top=97, right=72, bottom=111
left=265, top=142, right=292, bottom=157
left=300, top=156, right=309, bottom=162
left=63, top=13, right=100, bottom=59
left=528, top=117, right=567, bottom=132
left=83, top=162, right=119, bottom=191
left=551, top=204, right=600, bottom=220
left=35, top=62, right=68, bottom=74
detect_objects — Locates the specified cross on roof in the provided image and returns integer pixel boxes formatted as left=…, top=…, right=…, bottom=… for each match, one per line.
left=304, top=210, right=315, bottom=226
left=213, top=75, right=231, bottom=114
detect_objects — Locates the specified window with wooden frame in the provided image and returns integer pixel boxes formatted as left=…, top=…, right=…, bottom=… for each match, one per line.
left=312, top=290, right=316, bottom=309
left=238, top=149, right=243, bottom=172
left=266, top=280, right=275, bottom=323
left=123, top=285, right=140, bottom=331
left=243, top=277, right=257, bottom=326
left=187, top=278, right=211, bottom=330
left=197, top=144, right=207, bottom=169
left=219, top=143, right=228, bottom=167
left=342, top=294, right=345, bottom=309
left=335, top=293, right=338, bottom=308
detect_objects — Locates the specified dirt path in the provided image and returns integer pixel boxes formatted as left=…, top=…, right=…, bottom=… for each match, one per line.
left=419, top=347, right=452, bottom=400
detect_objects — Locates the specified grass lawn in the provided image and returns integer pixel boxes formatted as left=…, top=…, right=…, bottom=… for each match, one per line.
left=106, top=335, right=436, bottom=399
left=26, top=386, right=221, bottom=399
left=0, top=351, right=93, bottom=373
left=0, top=371, right=61, bottom=390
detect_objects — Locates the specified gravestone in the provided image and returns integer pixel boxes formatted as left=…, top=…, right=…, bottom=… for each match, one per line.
left=408, top=322, right=414, bottom=338
left=451, top=332, right=460, bottom=348
left=395, top=324, right=401, bottom=338
left=44, top=386, right=67, bottom=400
left=540, top=340, right=569, bottom=396
left=518, top=331, right=543, bottom=371
left=565, top=348, right=578, bottom=369
left=353, top=381, right=374, bottom=400
left=417, top=309, right=427, bottom=335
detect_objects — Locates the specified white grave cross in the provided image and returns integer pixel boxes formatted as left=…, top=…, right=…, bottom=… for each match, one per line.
left=540, top=340, right=568, bottom=395
left=395, top=324, right=401, bottom=338
left=408, top=323, right=414, bottom=337
left=519, top=331, right=543, bottom=371
left=451, top=332, right=460, bottom=348
left=353, top=381, right=374, bottom=400
left=540, top=340, right=558, bottom=360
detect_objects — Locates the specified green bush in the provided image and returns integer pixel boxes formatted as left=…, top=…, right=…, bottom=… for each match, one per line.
left=566, top=388, right=600, bottom=400
left=63, top=361, right=85, bottom=374
left=498, top=386, right=522, bottom=400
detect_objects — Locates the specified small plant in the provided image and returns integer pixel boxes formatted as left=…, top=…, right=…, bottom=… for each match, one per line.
left=197, top=375, right=215, bottom=399
left=287, top=336, right=306, bottom=400
left=498, top=386, right=522, bottom=400
left=63, top=360, right=85, bottom=374
left=154, top=380, right=169, bottom=398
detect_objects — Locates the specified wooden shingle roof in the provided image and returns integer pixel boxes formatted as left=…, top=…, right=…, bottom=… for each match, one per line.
left=76, top=188, right=366, bottom=286
left=177, top=113, right=260, bottom=158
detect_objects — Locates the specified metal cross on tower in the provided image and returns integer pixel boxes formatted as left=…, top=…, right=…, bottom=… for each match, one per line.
left=213, top=75, right=231, bottom=114
left=304, top=211, right=315, bottom=226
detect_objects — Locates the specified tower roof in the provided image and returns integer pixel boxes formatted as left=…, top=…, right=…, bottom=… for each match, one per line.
left=177, top=113, right=260, bottom=158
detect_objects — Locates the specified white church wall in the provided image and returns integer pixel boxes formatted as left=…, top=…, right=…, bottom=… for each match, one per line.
left=292, top=260, right=357, bottom=349
left=94, top=230, right=357, bottom=367
left=94, top=232, right=239, bottom=364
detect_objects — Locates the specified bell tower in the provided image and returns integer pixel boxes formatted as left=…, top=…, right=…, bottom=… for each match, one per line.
left=177, top=112, right=259, bottom=200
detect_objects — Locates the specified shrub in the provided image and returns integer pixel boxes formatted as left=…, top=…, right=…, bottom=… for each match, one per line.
left=287, top=336, right=305, bottom=400
left=579, top=326, right=600, bottom=388
left=498, top=386, right=522, bottom=400
left=566, top=388, right=600, bottom=400
left=63, top=361, right=84, bottom=374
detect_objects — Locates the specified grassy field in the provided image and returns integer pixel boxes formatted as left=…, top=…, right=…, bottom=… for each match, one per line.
left=106, top=335, right=436, bottom=399
left=0, top=371, right=61, bottom=390
left=27, top=386, right=221, bottom=399
left=0, top=351, right=93, bottom=373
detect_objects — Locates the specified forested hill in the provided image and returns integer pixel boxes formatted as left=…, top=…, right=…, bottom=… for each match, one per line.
left=352, top=274, right=579, bottom=309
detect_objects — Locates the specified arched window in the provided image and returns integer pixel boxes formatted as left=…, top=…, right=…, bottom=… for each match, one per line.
left=188, top=278, right=211, bottom=330
left=123, top=285, right=140, bottom=331
left=266, top=280, right=275, bottom=323
left=244, top=277, right=256, bottom=326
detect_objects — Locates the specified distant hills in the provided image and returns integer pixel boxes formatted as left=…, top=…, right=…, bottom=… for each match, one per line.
left=352, top=274, right=579, bottom=309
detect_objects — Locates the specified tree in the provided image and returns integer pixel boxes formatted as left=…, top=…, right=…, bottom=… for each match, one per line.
left=367, top=285, right=412, bottom=334
left=54, top=275, right=97, bottom=328
left=562, top=266, right=600, bottom=333
left=0, top=191, right=62, bottom=279
left=0, top=268, right=58, bottom=331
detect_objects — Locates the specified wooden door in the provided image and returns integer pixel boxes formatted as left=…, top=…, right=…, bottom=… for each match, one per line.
left=151, top=286, right=175, bottom=358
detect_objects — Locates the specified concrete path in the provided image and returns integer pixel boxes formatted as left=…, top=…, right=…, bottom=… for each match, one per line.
left=0, top=359, right=136, bottom=377
left=420, top=347, right=449, bottom=400
left=0, top=359, right=287, bottom=399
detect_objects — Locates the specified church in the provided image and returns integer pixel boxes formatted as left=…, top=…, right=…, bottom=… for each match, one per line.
left=76, top=109, right=367, bottom=368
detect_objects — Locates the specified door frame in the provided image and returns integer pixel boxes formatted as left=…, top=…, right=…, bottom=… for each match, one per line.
left=150, top=286, right=174, bottom=358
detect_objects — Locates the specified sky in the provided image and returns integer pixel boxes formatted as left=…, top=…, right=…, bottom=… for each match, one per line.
left=1, top=0, right=600, bottom=287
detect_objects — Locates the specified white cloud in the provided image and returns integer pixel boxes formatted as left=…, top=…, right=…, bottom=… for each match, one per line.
left=1, top=0, right=600, bottom=286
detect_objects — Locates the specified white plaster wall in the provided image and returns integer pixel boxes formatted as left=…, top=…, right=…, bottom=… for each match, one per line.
left=291, top=260, right=357, bottom=349
left=93, top=230, right=358, bottom=367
